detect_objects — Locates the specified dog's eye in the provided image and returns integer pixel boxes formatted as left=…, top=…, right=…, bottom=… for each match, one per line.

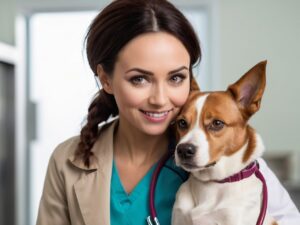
left=209, top=119, right=225, bottom=131
left=177, top=119, right=188, bottom=130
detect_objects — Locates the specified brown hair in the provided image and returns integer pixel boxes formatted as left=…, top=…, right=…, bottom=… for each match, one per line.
left=77, top=0, right=202, bottom=167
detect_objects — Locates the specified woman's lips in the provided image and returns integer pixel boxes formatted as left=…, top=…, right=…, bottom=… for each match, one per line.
left=140, top=109, right=173, bottom=123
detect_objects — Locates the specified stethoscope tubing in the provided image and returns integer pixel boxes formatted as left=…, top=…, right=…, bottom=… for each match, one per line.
left=147, top=150, right=174, bottom=225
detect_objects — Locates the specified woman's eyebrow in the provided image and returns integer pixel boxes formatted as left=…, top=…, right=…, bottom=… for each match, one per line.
left=125, top=66, right=189, bottom=75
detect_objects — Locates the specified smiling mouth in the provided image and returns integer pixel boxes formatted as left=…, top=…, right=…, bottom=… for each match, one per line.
left=140, top=109, right=173, bottom=118
left=140, top=109, right=174, bottom=123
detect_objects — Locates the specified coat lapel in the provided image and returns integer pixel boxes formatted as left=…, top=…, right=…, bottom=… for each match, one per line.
left=70, top=120, right=117, bottom=225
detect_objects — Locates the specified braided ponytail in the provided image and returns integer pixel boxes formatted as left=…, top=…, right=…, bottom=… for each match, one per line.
left=76, top=90, right=118, bottom=167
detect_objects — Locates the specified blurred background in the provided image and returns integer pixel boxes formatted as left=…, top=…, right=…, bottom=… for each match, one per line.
left=0, top=0, right=300, bottom=224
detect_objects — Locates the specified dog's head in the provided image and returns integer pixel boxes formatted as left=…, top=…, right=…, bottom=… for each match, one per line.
left=175, top=61, right=267, bottom=172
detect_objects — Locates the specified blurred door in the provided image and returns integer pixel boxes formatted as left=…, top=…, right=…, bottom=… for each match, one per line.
left=0, top=61, right=15, bottom=225
left=28, top=12, right=98, bottom=224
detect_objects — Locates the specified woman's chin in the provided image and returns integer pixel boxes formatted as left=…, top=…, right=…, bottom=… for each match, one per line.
left=140, top=123, right=171, bottom=136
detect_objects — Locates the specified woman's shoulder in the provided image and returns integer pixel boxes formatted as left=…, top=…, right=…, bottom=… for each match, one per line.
left=47, top=136, right=81, bottom=175
left=50, top=136, right=80, bottom=162
left=50, top=118, right=118, bottom=172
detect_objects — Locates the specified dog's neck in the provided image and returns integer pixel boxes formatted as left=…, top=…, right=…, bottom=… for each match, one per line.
left=192, top=126, right=265, bottom=182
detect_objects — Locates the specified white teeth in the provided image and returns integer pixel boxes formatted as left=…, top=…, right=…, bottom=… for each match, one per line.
left=144, top=111, right=169, bottom=118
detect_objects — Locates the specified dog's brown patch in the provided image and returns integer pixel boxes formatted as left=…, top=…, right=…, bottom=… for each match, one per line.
left=201, top=92, right=248, bottom=163
left=176, top=91, right=205, bottom=139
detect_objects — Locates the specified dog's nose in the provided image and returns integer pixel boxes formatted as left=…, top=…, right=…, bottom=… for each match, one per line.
left=176, top=143, right=196, bottom=159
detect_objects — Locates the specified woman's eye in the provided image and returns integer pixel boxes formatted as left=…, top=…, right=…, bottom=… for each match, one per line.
left=129, top=76, right=148, bottom=86
left=208, top=119, right=225, bottom=132
left=170, top=74, right=186, bottom=84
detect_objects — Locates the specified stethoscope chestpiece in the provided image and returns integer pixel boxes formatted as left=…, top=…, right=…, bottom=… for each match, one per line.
left=147, top=216, right=160, bottom=225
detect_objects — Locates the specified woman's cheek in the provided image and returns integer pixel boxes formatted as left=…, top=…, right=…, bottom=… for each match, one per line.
left=170, top=86, right=190, bottom=108
left=115, top=85, right=148, bottom=107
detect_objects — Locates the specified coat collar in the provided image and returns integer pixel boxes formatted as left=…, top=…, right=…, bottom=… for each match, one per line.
left=69, top=119, right=118, bottom=225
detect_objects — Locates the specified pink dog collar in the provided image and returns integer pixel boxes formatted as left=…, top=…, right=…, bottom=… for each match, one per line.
left=215, top=161, right=268, bottom=225
left=216, top=161, right=258, bottom=183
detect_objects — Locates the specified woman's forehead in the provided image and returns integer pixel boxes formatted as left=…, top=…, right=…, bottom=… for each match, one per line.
left=115, top=32, right=190, bottom=72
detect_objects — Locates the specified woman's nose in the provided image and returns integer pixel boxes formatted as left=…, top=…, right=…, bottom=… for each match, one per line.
left=148, top=84, right=168, bottom=107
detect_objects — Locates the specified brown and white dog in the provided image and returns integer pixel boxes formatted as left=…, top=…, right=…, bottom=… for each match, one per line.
left=172, top=61, right=277, bottom=225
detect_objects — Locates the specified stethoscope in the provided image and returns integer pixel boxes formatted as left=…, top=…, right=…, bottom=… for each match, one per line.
left=146, top=149, right=174, bottom=225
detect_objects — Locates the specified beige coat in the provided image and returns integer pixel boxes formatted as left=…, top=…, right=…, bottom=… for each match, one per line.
left=36, top=120, right=118, bottom=225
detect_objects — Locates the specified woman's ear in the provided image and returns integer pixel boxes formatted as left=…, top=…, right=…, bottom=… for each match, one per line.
left=97, top=64, right=113, bottom=94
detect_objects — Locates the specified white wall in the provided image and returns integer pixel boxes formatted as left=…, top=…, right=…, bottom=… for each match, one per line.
left=219, top=0, right=300, bottom=153
left=0, top=0, right=16, bottom=45
left=17, top=0, right=110, bottom=12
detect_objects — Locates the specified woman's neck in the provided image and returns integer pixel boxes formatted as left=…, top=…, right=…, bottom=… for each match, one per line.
left=113, top=119, right=169, bottom=167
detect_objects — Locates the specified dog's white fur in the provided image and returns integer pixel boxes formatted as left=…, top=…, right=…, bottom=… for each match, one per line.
left=175, top=95, right=210, bottom=167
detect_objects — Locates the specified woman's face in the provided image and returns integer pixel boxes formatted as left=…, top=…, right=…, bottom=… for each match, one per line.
left=104, top=32, right=190, bottom=136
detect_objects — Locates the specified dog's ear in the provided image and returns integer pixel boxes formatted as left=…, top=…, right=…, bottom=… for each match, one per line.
left=227, top=60, right=267, bottom=119
left=190, top=76, right=200, bottom=92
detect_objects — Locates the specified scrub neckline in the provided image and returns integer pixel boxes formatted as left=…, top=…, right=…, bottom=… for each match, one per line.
left=111, top=160, right=158, bottom=203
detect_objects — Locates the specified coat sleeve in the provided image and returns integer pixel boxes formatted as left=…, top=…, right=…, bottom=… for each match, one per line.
left=36, top=152, right=71, bottom=225
left=258, top=158, right=300, bottom=225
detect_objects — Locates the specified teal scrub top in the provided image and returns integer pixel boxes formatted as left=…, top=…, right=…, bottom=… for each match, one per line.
left=110, top=156, right=188, bottom=225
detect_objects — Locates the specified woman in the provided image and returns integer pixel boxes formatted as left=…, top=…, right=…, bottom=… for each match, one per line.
left=36, top=0, right=300, bottom=225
